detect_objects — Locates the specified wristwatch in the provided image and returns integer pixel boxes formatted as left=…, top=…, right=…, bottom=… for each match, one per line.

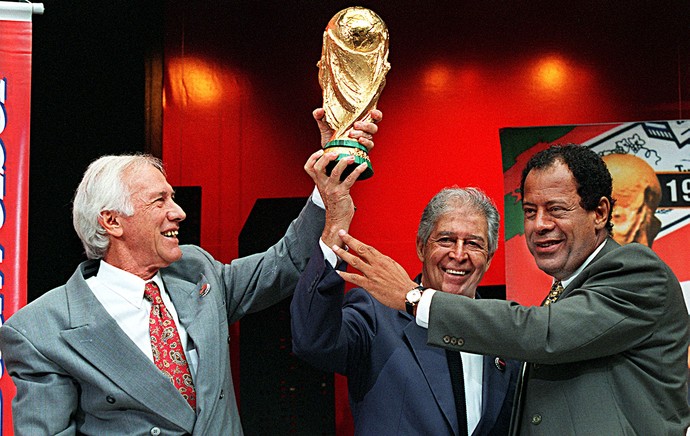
left=405, top=285, right=426, bottom=315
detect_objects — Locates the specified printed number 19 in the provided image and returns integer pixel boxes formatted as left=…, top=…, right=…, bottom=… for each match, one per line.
left=666, top=179, right=690, bottom=203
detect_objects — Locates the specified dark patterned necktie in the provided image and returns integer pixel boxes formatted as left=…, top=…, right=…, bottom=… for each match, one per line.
left=446, top=350, right=469, bottom=436
left=144, top=281, right=196, bottom=410
left=542, top=280, right=564, bottom=306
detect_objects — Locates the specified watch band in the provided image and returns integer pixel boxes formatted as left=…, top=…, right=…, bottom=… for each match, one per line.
left=405, top=285, right=426, bottom=315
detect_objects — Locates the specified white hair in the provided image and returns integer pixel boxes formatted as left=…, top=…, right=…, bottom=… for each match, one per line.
left=417, top=187, right=500, bottom=256
left=72, top=154, right=164, bottom=259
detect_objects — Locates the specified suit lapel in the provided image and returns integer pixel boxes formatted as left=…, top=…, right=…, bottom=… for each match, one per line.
left=162, top=271, right=223, bottom=428
left=406, top=319, right=512, bottom=436
left=562, top=238, right=619, bottom=296
left=60, top=262, right=196, bottom=432
left=509, top=239, right=620, bottom=434
left=403, top=316, right=458, bottom=433
left=474, top=355, right=511, bottom=434
left=401, top=285, right=514, bottom=436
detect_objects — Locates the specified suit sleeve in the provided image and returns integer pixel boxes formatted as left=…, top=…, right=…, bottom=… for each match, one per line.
left=427, top=243, right=683, bottom=364
left=173, top=198, right=326, bottom=324
left=0, top=324, right=79, bottom=435
left=290, top=248, right=377, bottom=376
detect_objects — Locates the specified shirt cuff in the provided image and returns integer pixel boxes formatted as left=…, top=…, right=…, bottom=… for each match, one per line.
left=319, top=238, right=338, bottom=268
left=311, top=186, right=324, bottom=210
left=415, top=289, right=436, bottom=329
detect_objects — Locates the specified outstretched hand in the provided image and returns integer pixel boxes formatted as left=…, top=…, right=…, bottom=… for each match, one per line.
left=313, top=108, right=383, bottom=150
left=332, top=230, right=418, bottom=310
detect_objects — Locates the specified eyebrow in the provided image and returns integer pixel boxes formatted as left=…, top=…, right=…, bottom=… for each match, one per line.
left=143, top=189, right=174, bottom=201
left=522, top=199, right=569, bottom=208
left=434, top=230, right=486, bottom=242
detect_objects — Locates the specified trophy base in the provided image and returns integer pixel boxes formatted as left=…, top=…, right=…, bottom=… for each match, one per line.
left=323, top=139, right=373, bottom=181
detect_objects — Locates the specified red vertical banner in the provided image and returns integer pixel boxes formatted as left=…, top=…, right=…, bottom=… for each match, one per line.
left=0, top=2, right=41, bottom=433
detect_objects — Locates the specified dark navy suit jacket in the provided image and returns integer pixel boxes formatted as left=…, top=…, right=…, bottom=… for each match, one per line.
left=291, top=248, right=520, bottom=435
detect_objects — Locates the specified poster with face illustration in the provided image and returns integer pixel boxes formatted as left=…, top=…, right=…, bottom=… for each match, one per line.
left=501, top=120, right=690, bottom=306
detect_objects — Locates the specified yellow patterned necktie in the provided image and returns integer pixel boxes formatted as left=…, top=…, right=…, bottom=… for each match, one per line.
left=543, top=280, right=564, bottom=306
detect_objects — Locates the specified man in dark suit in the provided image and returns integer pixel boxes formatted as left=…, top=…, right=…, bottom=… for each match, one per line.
left=0, top=109, right=380, bottom=435
left=331, top=144, right=690, bottom=434
left=291, top=187, right=519, bottom=435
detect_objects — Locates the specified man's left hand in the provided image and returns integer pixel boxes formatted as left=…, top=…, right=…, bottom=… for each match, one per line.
left=313, top=108, right=382, bottom=150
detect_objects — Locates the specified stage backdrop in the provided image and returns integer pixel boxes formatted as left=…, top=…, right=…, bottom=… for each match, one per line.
left=501, top=120, right=690, bottom=305
left=0, top=2, right=43, bottom=434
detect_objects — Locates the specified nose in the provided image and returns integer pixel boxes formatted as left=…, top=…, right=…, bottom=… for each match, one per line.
left=449, top=242, right=468, bottom=261
left=168, top=199, right=187, bottom=222
left=534, top=209, right=554, bottom=233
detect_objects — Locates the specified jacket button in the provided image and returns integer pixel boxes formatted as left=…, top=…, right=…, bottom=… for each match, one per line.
left=457, top=338, right=465, bottom=346
left=106, top=396, right=116, bottom=404
left=219, top=389, right=225, bottom=399
left=150, top=427, right=161, bottom=435
left=450, top=337, right=458, bottom=345
left=443, top=335, right=451, bottom=344
left=531, top=414, right=542, bottom=425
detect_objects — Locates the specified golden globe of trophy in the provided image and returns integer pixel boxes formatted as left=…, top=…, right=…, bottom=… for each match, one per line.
left=318, top=6, right=390, bottom=180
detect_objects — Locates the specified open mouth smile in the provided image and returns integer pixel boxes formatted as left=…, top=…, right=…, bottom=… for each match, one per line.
left=444, top=268, right=468, bottom=276
left=535, top=240, right=561, bottom=248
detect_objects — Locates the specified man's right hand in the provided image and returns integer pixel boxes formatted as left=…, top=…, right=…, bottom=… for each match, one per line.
left=333, top=230, right=418, bottom=311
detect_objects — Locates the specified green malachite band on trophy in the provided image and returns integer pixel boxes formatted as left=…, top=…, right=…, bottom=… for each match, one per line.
left=324, top=140, right=369, bottom=154
left=323, top=139, right=374, bottom=180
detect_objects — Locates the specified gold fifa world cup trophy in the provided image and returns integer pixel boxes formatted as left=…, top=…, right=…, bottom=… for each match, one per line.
left=318, top=6, right=390, bottom=180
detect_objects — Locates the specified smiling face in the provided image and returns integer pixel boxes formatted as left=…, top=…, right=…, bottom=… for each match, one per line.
left=522, top=161, right=609, bottom=280
left=417, top=207, right=492, bottom=298
left=102, top=164, right=186, bottom=279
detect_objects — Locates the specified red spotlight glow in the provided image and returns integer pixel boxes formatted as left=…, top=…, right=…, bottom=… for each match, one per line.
left=166, top=57, right=223, bottom=107
left=533, top=56, right=567, bottom=91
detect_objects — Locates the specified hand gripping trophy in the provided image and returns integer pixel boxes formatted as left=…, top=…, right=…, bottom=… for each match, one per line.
left=318, top=7, right=390, bottom=180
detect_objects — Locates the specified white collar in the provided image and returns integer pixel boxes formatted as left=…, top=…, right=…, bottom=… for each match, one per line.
left=95, top=260, right=164, bottom=308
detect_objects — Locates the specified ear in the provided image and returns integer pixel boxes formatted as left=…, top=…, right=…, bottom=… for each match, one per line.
left=415, top=238, right=425, bottom=263
left=98, top=210, right=124, bottom=237
left=593, top=196, right=611, bottom=230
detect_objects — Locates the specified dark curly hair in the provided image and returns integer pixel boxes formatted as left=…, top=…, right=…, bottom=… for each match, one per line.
left=519, top=144, right=614, bottom=233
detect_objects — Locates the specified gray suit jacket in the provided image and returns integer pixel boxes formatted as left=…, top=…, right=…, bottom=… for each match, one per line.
left=0, top=199, right=324, bottom=435
left=427, top=239, right=690, bottom=435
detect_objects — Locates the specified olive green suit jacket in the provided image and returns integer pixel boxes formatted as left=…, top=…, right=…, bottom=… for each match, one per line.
left=428, top=239, right=690, bottom=435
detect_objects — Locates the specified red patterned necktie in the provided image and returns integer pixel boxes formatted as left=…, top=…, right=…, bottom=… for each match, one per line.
left=144, top=281, right=196, bottom=410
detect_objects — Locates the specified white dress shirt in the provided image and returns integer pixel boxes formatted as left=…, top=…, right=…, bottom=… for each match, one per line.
left=86, top=260, right=198, bottom=379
